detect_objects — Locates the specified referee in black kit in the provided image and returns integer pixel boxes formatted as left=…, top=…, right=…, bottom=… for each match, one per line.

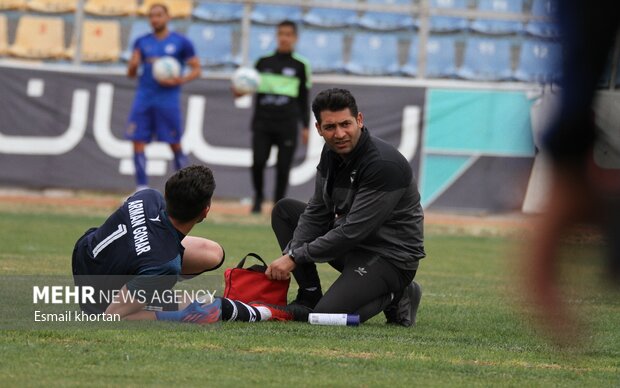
left=243, top=20, right=312, bottom=214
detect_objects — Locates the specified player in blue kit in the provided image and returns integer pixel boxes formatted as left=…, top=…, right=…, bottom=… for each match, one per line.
left=72, top=165, right=308, bottom=324
left=126, top=3, right=201, bottom=191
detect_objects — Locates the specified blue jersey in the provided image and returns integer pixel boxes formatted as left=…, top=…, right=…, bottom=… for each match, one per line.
left=133, top=31, right=196, bottom=106
left=72, top=189, right=185, bottom=313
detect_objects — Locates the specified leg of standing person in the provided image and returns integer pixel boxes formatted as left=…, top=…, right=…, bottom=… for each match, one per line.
left=127, top=103, right=153, bottom=191
left=273, top=119, right=298, bottom=202
left=133, top=142, right=148, bottom=190
left=251, top=123, right=274, bottom=213
left=154, top=103, right=188, bottom=172
left=271, top=198, right=325, bottom=308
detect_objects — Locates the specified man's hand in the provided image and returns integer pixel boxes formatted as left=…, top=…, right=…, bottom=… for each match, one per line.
left=158, top=77, right=184, bottom=87
left=266, top=255, right=296, bottom=281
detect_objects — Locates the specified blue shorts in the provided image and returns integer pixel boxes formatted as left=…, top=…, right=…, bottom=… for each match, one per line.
left=126, top=102, right=183, bottom=144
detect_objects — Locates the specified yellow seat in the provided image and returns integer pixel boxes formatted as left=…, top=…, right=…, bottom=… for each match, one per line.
left=0, top=14, right=7, bottom=55
left=8, top=15, right=66, bottom=59
left=27, top=0, right=76, bottom=13
left=138, top=0, right=193, bottom=18
left=84, top=0, right=137, bottom=16
left=0, top=0, right=27, bottom=10
left=66, top=19, right=121, bottom=62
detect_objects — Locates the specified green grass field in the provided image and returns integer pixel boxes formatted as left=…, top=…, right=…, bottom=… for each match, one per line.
left=0, top=201, right=618, bottom=387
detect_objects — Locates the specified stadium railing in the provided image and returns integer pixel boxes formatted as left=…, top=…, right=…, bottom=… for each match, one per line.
left=0, top=0, right=618, bottom=89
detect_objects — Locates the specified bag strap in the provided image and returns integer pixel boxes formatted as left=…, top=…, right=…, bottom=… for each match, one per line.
left=236, top=253, right=267, bottom=269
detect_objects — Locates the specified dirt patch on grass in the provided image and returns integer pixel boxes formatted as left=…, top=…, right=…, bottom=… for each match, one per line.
left=0, top=189, right=603, bottom=240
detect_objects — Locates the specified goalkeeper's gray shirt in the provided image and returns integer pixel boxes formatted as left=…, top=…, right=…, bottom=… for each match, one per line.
left=286, top=127, right=425, bottom=270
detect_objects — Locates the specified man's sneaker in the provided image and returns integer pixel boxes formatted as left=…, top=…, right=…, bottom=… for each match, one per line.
left=181, top=299, right=222, bottom=324
left=289, top=288, right=323, bottom=309
left=384, top=281, right=422, bottom=327
left=249, top=302, right=312, bottom=322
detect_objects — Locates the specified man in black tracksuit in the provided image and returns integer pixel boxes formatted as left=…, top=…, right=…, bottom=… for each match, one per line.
left=266, top=88, right=425, bottom=326
left=250, top=20, right=311, bottom=213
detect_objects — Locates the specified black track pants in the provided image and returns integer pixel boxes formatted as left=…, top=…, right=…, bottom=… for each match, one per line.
left=251, top=119, right=298, bottom=202
left=271, top=198, right=415, bottom=322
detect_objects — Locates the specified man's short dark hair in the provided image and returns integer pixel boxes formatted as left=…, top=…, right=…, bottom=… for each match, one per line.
left=149, top=3, right=169, bottom=15
left=165, top=165, right=215, bottom=222
left=311, top=88, right=359, bottom=124
left=277, top=20, right=298, bottom=35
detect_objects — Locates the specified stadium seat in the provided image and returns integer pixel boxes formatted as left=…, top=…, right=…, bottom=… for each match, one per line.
left=8, top=15, right=66, bottom=59
left=121, top=20, right=150, bottom=61
left=525, top=0, right=560, bottom=38
left=66, top=19, right=121, bottom=62
left=84, top=0, right=137, bottom=16
left=303, top=0, right=359, bottom=28
left=429, top=0, right=469, bottom=33
left=470, top=0, right=524, bottom=35
left=192, top=2, right=243, bottom=22
left=0, top=0, right=26, bottom=10
left=345, top=32, right=400, bottom=75
left=186, top=23, right=236, bottom=67
left=402, top=35, right=458, bottom=78
left=139, top=0, right=192, bottom=18
left=514, top=39, right=561, bottom=83
left=249, top=24, right=276, bottom=63
left=0, top=14, right=7, bottom=55
left=358, top=0, right=416, bottom=31
left=457, top=37, right=513, bottom=81
left=251, top=4, right=303, bottom=25
left=27, top=0, right=76, bottom=13
left=296, top=28, right=345, bottom=73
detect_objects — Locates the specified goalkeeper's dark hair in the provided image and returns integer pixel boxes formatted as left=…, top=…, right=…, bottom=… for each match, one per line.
left=311, top=88, right=359, bottom=124
left=165, top=165, right=215, bottom=222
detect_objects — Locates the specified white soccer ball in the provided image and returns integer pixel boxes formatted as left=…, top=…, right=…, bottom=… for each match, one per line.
left=231, top=67, right=261, bottom=94
left=152, top=56, right=181, bottom=83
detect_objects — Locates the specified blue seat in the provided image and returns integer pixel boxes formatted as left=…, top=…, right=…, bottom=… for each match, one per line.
left=358, top=0, right=416, bottom=31
left=186, top=23, right=236, bottom=67
left=402, top=35, right=458, bottom=78
left=303, top=0, right=359, bottom=28
left=525, top=0, right=560, bottom=38
left=297, top=29, right=345, bottom=73
left=470, top=0, right=524, bottom=35
left=401, top=38, right=419, bottom=76
left=121, top=20, right=151, bottom=61
left=458, top=37, right=513, bottom=81
left=345, top=32, right=400, bottom=75
left=429, top=0, right=468, bottom=33
left=192, top=2, right=243, bottom=22
left=251, top=5, right=303, bottom=25
left=514, top=39, right=562, bottom=83
left=249, top=24, right=277, bottom=63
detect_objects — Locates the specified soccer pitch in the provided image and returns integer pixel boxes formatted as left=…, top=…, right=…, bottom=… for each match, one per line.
left=0, top=199, right=618, bottom=386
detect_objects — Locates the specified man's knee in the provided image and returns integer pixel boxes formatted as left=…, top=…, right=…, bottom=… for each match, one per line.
left=271, top=198, right=303, bottom=226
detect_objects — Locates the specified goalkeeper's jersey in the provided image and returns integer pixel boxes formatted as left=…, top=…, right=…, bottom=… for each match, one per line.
left=72, top=189, right=184, bottom=313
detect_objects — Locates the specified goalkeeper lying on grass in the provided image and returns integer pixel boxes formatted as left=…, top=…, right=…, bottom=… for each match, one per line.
left=72, top=165, right=307, bottom=324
